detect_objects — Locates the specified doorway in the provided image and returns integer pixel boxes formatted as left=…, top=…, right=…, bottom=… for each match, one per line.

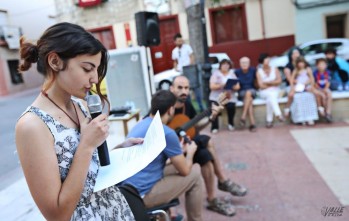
left=326, top=14, right=347, bottom=38
left=150, top=15, right=180, bottom=74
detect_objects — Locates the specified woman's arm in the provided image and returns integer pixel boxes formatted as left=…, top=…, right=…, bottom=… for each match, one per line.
left=290, top=69, right=297, bottom=87
left=209, top=73, right=224, bottom=91
left=267, top=68, right=282, bottom=86
left=16, top=113, right=108, bottom=221
left=256, top=70, right=267, bottom=89
left=284, top=67, right=292, bottom=84
left=210, top=82, right=224, bottom=91
left=233, top=82, right=240, bottom=91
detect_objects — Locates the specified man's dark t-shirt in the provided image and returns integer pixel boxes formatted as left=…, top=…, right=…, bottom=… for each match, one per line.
left=174, top=100, right=197, bottom=120
left=235, top=67, right=256, bottom=91
left=173, top=99, right=213, bottom=166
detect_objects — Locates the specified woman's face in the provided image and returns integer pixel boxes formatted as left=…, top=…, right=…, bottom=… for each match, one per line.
left=263, top=57, right=270, bottom=66
left=292, top=50, right=301, bottom=61
left=56, top=52, right=102, bottom=99
left=220, top=62, right=230, bottom=72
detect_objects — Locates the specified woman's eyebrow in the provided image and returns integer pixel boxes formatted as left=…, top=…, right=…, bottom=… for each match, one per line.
left=82, top=62, right=96, bottom=68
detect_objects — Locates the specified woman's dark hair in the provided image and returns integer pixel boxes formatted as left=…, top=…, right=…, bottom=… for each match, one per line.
left=18, top=22, right=108, bottom=103
left=287, top=46, right=303, bottom=63
left=219, top=59, right=233, bottom=70
left=150, top=90, right=177, bottom=116
left=258, top=53, right=269, bottom=64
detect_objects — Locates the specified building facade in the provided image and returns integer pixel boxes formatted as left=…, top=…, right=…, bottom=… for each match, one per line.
left=294, top=0, right=349, bottom=44
left=1, top=0, right=346, bottom=96
left=54, top=0, right=296, bottom=73
left=0, top=0, right=56, bottom=96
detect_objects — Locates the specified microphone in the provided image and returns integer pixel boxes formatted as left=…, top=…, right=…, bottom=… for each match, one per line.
left=179, top=130, right=191, bottom=144
left=86, top=94, right=110, bottom=166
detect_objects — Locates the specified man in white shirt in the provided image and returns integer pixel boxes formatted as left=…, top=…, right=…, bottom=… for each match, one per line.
left=172, top=33, right=195, bottom=72
left=172, top=33, right=205, bottom=111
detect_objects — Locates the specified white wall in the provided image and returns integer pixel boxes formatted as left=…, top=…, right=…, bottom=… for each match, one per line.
left=262, top=0, right=295, bottom=39
left=245, top=0, right=263, bottom=41
left=0, top=0, right=56, bottom=40
left=295, top=2, right=349, bottom=44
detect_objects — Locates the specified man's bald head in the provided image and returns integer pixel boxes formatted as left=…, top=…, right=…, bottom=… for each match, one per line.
left=172, top=75, right=189, bottom=87
left=171, top=75, right=190, bottom=103
left=239, top=56, right=250, bottom=71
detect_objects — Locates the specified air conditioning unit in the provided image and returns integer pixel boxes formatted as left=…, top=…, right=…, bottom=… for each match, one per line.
left=0, top=26, right=22, bottom=49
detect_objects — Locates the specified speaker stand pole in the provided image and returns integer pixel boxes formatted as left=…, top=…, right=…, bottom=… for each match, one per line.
left=145, top=46, right=155, bottom=95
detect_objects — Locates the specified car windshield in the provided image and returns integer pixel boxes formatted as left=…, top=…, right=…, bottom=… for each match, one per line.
left=282, top=41, right=344, bottom=57
left=209, top=56, right=219, bottom=64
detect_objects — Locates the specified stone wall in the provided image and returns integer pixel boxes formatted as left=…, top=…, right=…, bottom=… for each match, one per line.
left=55, top=0, right=142, bottom=29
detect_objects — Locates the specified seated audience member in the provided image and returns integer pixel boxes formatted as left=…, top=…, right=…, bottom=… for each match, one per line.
left=325, top=48, right=349, bottom=91
left=122, top=90, right=203, bottom=221
left=289, top=57, right=319, bottom=125
left=170, top=76, right=247, bottom=216
left=235, top=57, right=257, bottom=132
left=313, top=58, right=333, bottom=122
left=209, top=59, right=240, bottom=133
left=256, top=53, right=284, bottom=128
left=283, top=47, right=303, bottom=117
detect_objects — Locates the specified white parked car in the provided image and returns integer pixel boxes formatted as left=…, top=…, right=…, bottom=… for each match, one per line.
left=154, top=53, right=231, bottom=90
left=270, top=38, right=349, bottom=69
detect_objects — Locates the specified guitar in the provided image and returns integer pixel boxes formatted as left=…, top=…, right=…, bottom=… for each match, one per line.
left=167, top=93, right=228, bottom=139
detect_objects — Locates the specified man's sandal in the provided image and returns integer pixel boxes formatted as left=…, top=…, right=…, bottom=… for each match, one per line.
left=207, top=198, right=236, bottom=217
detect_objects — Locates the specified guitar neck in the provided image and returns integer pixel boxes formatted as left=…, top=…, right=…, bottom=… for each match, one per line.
left=180, top=109, right=211, bottom=132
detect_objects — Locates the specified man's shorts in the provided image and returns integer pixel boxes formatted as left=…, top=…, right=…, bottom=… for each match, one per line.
left=192, top=134, right=213, bottom=166
left=238, top=89, right=257, bottom=101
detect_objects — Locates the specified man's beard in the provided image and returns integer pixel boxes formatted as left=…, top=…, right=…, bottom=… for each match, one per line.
left=177, top=94, right=187, bottom=103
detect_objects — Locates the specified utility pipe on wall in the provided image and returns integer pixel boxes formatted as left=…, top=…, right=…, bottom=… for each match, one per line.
left=259, top=0, right=266, bottom=39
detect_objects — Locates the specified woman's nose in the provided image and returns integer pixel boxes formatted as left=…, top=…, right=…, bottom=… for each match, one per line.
left=90, top=70, right=99, bottom=84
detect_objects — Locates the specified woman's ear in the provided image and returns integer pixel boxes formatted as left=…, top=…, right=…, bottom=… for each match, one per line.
left=47, top=52, right=63, bottom=72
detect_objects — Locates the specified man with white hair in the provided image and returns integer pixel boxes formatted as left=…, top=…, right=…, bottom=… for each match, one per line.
left=235, top=57, right=257, bottom=132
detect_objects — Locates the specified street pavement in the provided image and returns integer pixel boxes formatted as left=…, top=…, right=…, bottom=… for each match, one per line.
left=0, top=88, right=39, bottom=191
left=1, top=89, right=349, bottom=220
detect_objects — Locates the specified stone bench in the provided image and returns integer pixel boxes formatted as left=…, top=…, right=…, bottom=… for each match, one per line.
left=219, top=91, right=349, bottom=128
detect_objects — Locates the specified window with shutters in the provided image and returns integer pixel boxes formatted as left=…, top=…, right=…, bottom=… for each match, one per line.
left=209, top=4, right=248, bottom=44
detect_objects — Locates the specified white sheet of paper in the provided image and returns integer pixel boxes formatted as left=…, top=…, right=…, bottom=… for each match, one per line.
left=94, top=111, right=166, bottom=192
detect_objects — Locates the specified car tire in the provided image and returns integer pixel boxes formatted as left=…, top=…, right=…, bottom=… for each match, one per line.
left=158, top=80, right=172, bottom=90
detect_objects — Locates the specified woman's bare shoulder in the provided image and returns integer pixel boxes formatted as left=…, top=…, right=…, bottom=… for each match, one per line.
left=16, top=112, right=51, bottom=145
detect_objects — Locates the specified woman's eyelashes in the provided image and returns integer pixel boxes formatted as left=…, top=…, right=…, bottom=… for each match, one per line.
left=83, top=67, right=93, bottom=73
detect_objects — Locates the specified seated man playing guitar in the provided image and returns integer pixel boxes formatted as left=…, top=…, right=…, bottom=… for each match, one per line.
left=169, top=76, right=248, bottom=216
left=122, top=90, right=203, bottom=221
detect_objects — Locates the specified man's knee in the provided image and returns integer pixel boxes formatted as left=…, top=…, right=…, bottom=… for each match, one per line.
left=191, top=164, right=204, bottom=186
left=191, top=164, right=201, bottom=177
left=245, top=90, right=252, bottom=98
left=207, top=139, right=214, bottom=148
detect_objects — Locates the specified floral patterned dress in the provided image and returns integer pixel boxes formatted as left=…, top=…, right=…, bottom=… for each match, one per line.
left=22, top=98, right=135, bottom=221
